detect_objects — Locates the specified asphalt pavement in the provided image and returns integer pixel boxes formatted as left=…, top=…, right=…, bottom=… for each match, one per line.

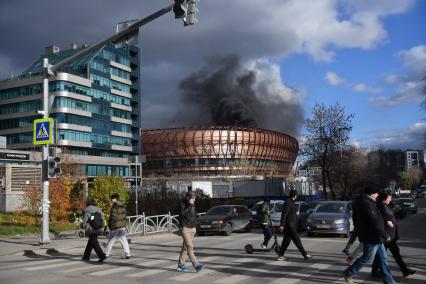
left=0, top=199, right=425, bottom=284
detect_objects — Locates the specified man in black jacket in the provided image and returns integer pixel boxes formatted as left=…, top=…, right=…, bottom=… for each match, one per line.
left=343, top=186, right=395, bottom=284
left=371, top=191, right=416, bottom=278
left=276, top=190, right=312, bottom=261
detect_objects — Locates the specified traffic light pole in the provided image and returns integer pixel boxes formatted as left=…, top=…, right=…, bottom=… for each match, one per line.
left=40, top=58, right=50, bottom=244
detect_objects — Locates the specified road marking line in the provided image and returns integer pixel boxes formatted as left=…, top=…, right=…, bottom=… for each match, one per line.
left=213, top=274, right=250, bottom=284
left=169, top=268, right=213, bottom=282
left=88, top=265, right=134, bottom=276
left=24, top=260, right=81, bottom=271
left=127, top=264, right=176, bottom=277
left=0, top=259, right=60, bottom=270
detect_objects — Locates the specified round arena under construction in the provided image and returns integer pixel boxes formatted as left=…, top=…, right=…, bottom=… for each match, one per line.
left=141, top=126, right=299, bottom=178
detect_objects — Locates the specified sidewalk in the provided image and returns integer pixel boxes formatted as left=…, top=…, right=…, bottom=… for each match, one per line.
left=0, top=231, right=178, bottom=256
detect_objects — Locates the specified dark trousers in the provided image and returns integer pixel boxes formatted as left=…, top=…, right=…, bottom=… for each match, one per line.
left=344, top=229, right=358, bottom=251
left=372, top=240, right=408, bottom=275
left=83, top=235, right=106, bottom=260
left=261, top=224, right=272, bottom=246
left=278, top=225, right=307, bottom=257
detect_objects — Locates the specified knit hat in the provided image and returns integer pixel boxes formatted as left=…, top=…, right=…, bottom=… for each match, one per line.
left=364, top=186, right=379, bottom=195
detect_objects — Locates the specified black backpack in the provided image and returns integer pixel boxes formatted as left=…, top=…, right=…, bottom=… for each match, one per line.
left=88, top=212, right=103, bottom=230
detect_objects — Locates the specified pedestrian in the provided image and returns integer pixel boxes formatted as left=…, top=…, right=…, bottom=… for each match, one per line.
left=276, top=190, right=312, bottom=261
left=177, top=191, right=205, bottom=272
left=371, top=191, right=416, bottom=278
left=259, top=199, right=273, bottom=249
left=82, top=198, right=107, bottom=263
left=104, top=193, right=131, bottom=259
left=343, top=186, right=395, bottom=284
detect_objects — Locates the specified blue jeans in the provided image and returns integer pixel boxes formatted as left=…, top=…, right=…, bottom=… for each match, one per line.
left=261, top=224, right=272, bottom=246
left=344, top=243, right=394, bottom=284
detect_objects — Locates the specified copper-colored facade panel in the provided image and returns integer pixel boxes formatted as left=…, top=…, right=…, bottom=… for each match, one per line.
left=141, top=126, right=299, bottom=178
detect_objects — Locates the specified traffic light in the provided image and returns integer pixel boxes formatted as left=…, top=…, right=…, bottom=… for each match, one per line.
left=184, top=0, right=199, bottom=26
left=48, top=156, right=61, bottom=178
left=173, top=0, right=188, bottom=19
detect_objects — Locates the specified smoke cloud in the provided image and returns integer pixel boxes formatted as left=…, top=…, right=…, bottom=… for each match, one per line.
left=172, top=55, right=304, bottom=136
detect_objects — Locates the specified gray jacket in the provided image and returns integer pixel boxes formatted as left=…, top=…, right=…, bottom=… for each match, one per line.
left=83, top=205, right=104, bottom=237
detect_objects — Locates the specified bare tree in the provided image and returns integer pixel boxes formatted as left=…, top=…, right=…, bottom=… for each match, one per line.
left=301, top=102, right=354, bottom=200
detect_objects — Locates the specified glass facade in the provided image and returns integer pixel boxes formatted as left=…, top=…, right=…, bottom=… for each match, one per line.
left=0, top=42, right=140, bottom=178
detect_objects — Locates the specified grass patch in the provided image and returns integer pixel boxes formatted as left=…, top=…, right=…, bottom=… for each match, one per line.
left=0, top=213, right=75, bottom=237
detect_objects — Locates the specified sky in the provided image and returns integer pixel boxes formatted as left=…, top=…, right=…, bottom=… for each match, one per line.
left=0, top=0, right=425, bottom=150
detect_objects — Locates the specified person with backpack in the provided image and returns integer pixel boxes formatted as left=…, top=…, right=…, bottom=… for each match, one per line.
left=82, top=198, right=107, bottom=263
left=259, top=199, right=272, bottom=248
left=177, top=191, right=205, bottom=273
left=104, top=193, right=131, bottom=259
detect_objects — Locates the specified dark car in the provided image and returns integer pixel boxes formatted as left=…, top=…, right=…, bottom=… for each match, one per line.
left=391, top=199, right=406, bottom=218
left=398, top=197, right=417, bottom=214
left=306, top=201, right=352, bottom=237
left=197, top=205, right=252, bottom=236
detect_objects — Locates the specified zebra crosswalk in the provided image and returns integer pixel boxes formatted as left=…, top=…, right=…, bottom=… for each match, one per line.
left=1, top=231, right=425, bottom=284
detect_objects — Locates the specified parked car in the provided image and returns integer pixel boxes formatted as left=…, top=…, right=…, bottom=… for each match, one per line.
left=306, top=201, right=352, bottom=237
left=270, top=201, right=311, bottom=232
left=306, top=201, right=321, bottom=214
left=197, top=205, right=252, bottom=236
left=398, top=197, right=417, bottom=214
left=391, top=199, right=406, bottom=218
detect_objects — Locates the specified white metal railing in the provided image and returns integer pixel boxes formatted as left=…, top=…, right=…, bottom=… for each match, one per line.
left=126, top=212, right=205, bottom=236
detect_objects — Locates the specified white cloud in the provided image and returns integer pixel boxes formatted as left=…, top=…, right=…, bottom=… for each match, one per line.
left=352, top=83, right=382, bottom=94
left=370, top=45, right=426, bottom=109
left=385, top=74, right=400, bottom=84
left=324, top=71, right=381, bottom=94
left=246, top=59, right=304, bottom=105
left=359, top=121, right=426, bottom=149
left=325, top=72, right=346, bottom=86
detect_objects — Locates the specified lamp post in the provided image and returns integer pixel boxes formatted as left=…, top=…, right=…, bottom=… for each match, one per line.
left=38, top=1, right=199, bottom=243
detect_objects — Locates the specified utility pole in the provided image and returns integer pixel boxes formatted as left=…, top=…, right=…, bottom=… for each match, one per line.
left=40, top=58, right=52, bottom=244
left=38, top=1, right=200, bottom=243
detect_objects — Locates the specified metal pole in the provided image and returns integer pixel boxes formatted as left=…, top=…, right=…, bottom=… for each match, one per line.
left=135, top=160, right=138, bottom=216
left=40, top=58, right=50, bottom=244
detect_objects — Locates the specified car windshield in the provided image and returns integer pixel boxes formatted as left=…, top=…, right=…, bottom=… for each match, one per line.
left=308, top=202, right=319, bottom=209
left=399, top=198, right=413, bottom=202
left=275, top=203, right=284, bottom=212
left=207, top=206, right=231, bottom=215
left=316, top=203, right=346, bottom=213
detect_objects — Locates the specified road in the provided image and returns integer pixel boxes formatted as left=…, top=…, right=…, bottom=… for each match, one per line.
left=0, top=199, right=425, bottom=284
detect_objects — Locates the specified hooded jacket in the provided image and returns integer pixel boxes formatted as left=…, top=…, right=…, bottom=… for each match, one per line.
left=83, top=205, right=104, bottom=237
left=356, top=194, right=388, bottom=244
left=108, top=201, right=127, bottom=230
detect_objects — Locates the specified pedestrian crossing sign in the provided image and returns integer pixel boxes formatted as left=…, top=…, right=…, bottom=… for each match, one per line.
left=33, top=118, right=54, bottom=145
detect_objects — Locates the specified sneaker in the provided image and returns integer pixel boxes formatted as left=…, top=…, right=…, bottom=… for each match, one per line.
left=195, top=263, right=205, bottom=272
left=176, top=264, right=189, bottom=272
left=121, top=254, right=131, bottom=259
left=81, top=257, right=90, bottom=261
left=403, top=268, right=416, bottom=277
left=276, top=256, right=285, bottom=261
left=304, top=254, right=312, bottom=260
left=261, top=244, right=267, bottom=249
left=343, top=273, right=354, bottom=284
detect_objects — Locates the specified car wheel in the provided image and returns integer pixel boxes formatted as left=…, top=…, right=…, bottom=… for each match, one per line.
left=342, top=230, right=350, bottom=238
left=197, top=231, right=205, bottom=236
left=307, top=232, right=314, bottom=237
left=224, top=223, right=232, bottom=236
left=244, top=223, right=252, bottom=233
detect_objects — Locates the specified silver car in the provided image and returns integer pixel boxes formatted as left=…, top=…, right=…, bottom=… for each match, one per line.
left=306, top=201, right=352, bottom=237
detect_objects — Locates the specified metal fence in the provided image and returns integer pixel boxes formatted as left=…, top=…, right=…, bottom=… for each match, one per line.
left=126, top=212, right=205, bottom=236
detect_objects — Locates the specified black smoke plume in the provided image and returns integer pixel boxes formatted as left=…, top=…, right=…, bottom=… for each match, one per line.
left=172, top=55, right=304, bottom=136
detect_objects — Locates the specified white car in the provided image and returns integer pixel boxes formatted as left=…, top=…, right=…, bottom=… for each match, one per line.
left=250, top=200, right=284, bottom=225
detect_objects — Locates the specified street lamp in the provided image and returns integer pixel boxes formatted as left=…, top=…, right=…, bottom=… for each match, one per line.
left=38, top=2, right=199, bottom=244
